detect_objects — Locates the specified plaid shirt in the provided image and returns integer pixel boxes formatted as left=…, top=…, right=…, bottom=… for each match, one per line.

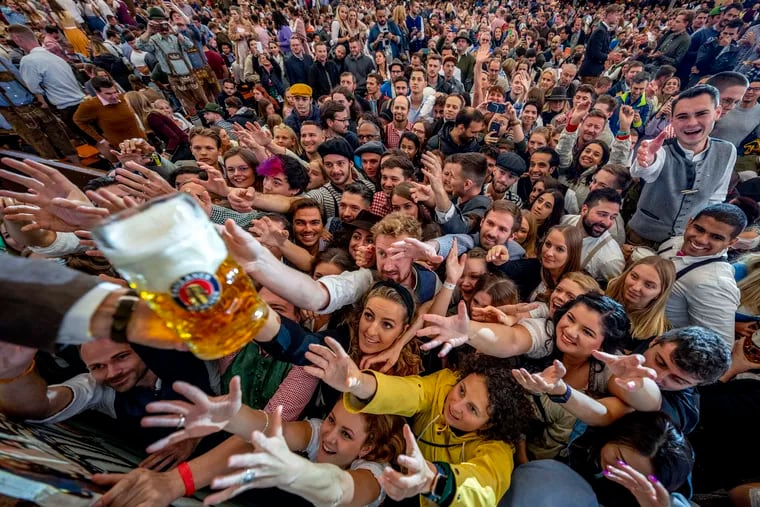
left=385, top=121, right=411, bottom=149
left=369, top=191, right=393, bottom=217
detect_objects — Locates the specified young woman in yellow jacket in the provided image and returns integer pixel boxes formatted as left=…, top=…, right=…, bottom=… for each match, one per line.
left=305, top=339, right=535, bottom=507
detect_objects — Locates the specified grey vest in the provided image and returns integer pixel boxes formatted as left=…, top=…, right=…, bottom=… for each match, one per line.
left=629, top=138, right=734, bottom=242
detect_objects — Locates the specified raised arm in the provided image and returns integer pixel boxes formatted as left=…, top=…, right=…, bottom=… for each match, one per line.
left=220, top=220, right=332, bottom=310
left=418, top=302, right=535, bottom=358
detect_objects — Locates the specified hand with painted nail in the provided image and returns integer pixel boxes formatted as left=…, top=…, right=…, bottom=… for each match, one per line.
left=603, top=460, right=671, bottom=507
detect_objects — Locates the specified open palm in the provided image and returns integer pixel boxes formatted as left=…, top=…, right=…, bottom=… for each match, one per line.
left=142, top=376, right=243, bottom=453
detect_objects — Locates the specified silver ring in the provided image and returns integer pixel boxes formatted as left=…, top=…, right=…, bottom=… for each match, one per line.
left=240, top=468, right=255, bottom=484
left=177, top=414, right=185, bottom=428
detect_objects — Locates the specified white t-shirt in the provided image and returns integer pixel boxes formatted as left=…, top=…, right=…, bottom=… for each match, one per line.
left=305, top=418, right=386, bottom=507
left=29, top=373, right=117, bottom=424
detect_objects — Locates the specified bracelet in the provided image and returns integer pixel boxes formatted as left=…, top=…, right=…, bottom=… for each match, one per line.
left=177, top=462, right=196, bottom=496
left=260, top=410, right=270, bottom=433
left=0, top=359, right=36, bottom=384
left=443, top=281, right=457, bottom=291
left=548, top=383, right=573, bottom=404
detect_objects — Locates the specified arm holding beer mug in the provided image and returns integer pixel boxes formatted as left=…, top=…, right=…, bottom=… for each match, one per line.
left=0, top=255, right=184, bottom=352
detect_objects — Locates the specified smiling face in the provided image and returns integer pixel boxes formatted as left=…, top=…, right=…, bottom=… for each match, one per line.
left=480, top=210, right=515, bottom=250
left=672, top=93, right=721, bottom=151
left=540, top=228, right=569, bottom=271
left=357, top=296, right=408, bottom=355
left=581, top=201, right=619, bottom=238
left=580, top=116, right=605, bottom=144
left=316, top=402, right=372, bottom=468
left=443, top=374, right=491, bottom=433
left=348, top=228, right=373, bottom=261
left=323, top=154, right=353, bottom=187
left=224, top=154, right=255, bottom=188
left=680, top=215, right=737, bottom=257
left=579, top=143, right=604, bottom=168
left=528, top=153, right=553, bottom=182
left=554, top=302, right=605, bottom=359
left=81, top=340, right=148, bottom=393
left=662, top=77, right=680, bottom=95
left=293, top=206, right=323, bottom=247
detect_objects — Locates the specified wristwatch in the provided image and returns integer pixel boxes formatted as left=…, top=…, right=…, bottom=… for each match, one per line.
left=422, top=462, right=449, bottom=504
left=110, top=292, right=140, bottom=343
left=548, top=383, right=573, bottom=404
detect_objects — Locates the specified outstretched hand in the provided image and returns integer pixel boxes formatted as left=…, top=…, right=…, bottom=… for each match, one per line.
left=418, top=300, right=470, bottom=357
left=141, top=376, right=243, bottom=453
left=378, top=425, right=435, bottom=501
left=592, top=350, right=657, bottom=392
left=512, top=360, right=568, bottom=396
left=303, top=336, right=362, bottom=392
left=205, top=406, right=302, bottom=505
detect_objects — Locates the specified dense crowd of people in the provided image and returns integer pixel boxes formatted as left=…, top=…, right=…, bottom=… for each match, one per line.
left=0, top=0, right=759, bottom=505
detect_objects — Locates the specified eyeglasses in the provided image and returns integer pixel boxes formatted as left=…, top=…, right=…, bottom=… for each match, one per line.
left=358, top=134, right=379, bottom=141
left=720, top=98, right=741, bottom=107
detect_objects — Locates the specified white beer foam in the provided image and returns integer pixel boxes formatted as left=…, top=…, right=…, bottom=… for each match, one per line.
left=97, top=197, right=226, bottom=292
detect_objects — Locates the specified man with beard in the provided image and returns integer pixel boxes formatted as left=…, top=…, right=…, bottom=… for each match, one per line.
left=0, top=337, right=213, bottom=467
left=426, top=107, right=485, bottom=156
left=385, top=95, right=412, bottom=149
left=560, top=188, right=624, bottom=283
left=486, top=152, right=525, bottom=206
left=305, top=137, right=375, bottom=219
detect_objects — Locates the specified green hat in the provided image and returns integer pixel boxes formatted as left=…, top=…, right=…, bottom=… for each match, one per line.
left=147, top=7, right=167, bottom=20
left=202, top=103, right=224, bottom=114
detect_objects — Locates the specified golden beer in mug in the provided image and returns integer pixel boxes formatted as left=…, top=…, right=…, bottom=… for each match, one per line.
left=93, top=193, right=268, bottom=359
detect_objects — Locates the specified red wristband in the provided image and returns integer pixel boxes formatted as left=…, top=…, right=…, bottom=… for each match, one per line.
left=178, top=462, right=195, bottom=496
left=565, top=122, right=579, bottom=132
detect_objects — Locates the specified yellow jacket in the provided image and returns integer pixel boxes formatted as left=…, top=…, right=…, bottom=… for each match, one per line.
left=344, top=369, right=514, bottom=507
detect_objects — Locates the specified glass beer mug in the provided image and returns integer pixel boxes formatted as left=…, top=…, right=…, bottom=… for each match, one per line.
left=93, top=193, right=268, bottom=359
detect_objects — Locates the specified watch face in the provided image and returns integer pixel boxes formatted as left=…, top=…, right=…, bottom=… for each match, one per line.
left=433, top=472, right=447, bottom=496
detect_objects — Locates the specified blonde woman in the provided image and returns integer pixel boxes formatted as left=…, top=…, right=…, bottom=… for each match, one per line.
left=330, top=4, right=351, bottom=49
left=272, top=123, right=303, bottom=156
left=538, top=69, right=557, bottom=94
left=124, top=91, right=153, bottom=132
left=606, top=256, right=675, bottom=340
left=228, top=7, right=254, bottom=63
left=347, top=9, right=368, bottom=43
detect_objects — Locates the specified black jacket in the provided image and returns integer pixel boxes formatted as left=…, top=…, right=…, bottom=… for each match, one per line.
left=579, top=23, right=610, bottom=77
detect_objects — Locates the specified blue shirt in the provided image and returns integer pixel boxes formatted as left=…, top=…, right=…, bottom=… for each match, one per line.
left=0, top=56, right=34, bottom=107
left=19, top=47, right=84, bottom=109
